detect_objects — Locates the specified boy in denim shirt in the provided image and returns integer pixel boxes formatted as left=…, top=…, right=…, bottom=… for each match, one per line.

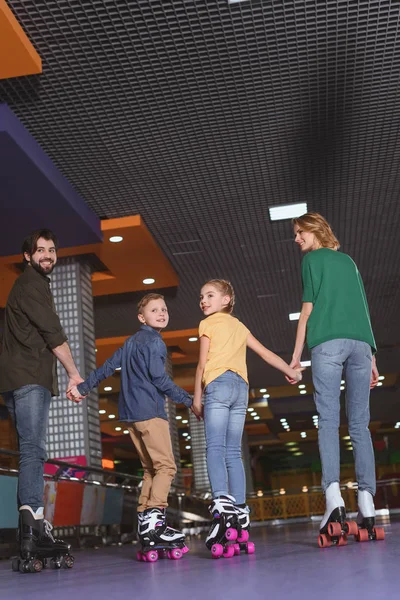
left=67, top=293, right=193, bottom=557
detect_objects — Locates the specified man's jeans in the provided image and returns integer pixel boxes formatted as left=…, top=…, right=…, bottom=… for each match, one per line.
left=311, top=339, right=376, bottom=495
left=203, top=371, right=248, bottom=504
left=4, top=384, right=51, bottom=511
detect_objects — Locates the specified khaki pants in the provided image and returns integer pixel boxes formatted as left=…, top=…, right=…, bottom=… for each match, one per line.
left=128, top=417, right=177, bottom=512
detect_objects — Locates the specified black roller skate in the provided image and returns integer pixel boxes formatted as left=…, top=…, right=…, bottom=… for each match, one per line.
left=136, top=507, right=189, bottom=563
left=356, top=490, right=385, bottom=542
left=205, top=495, right=240, bottom=559
left=318, top=483, right=358, bottom=548
left=12, top=506, right=74, bottom=573
left=233, top=504, right=255, bottom=556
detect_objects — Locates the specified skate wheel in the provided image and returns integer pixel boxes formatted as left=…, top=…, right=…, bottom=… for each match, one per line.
left=225, top=528, right=238, bottom=541
left=328, top=521, right=342, bottom=537
left=211, top=543, right=224, bottom=559
left=373, top=527, right=385, bottom=541
left=245, top=542, right=255, bottom=555
left=222, top=545, right=235, bottom=558
left=337, top=535, right=347, bottom=547
left=61, top=555, right=74, bottom=569
left=357, top=528, right=369, bottom=542
left=146, top=551, right=159, bottom=562
left=233, top=543, right=241, bottom=556
left=181, top=546, right=189, bottom=554
left=237, top=530, right=249, bottom=543
left=49, top=557, right=62, bottom=569
left=318, top=534, right=332, bottom=548
left=169, top=548, right=183, bottom=560
left=345, top=521, right=358, bottom=536
left=21, top=559, right=43, bottom=573
left=136, top=551, right=143, bottom=562
left=11, top=557, right=20, bottom=572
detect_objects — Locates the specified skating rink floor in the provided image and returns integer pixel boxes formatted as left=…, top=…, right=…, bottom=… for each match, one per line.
left=0, top=517, right=399, bottom=600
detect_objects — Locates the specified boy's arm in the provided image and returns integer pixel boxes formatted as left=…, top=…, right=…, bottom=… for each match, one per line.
left=75, top=346, right=123, bottom=396
left=145, top=340, right=192, bottom=407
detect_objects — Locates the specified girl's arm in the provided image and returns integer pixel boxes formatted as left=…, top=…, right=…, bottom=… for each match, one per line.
left=290, top=302, right=314, bottom=367
left=193, top=335, right=210, bottom=417
left=247, top=334, right=303, bottom=382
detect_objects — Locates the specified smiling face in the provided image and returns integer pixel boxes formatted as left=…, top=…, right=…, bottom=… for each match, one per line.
left=138, top=298, right=169, bottom=330
left=294, top=224, right=320, bottom=253
left=24, top=236, right=57, bottom=275
left=199, top=284, right=231, bottom=317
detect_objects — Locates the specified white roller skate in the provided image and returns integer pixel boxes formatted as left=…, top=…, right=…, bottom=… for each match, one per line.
left=233, top=504, right=255, bottom=555
left=356, top=490, right=385, bottom=542
left=205, top=495, right=240, bottom=559
left=136, top=507, right=189, bottom=563
left=318, top=482, right=358, bottom=548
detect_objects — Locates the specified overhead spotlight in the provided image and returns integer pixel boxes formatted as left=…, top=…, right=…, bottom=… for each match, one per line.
left=260, top=388, right=267, bottom=393
left=301, top=432, right=307, bottom=438
left=340, top=386, right=345, bottom=391
left=254, top=416, right=260, bottom=420
left=189, top=337, right=198, bottom=342
left=185, top=445, right=191, bottom=450
left=115, top=427, right=122, bottom=432
left=376, top=382, right=383, bottom=387
left=99, top=409, right=106, bottom=415
left=176, top=416, right=182, bottom=420
left=143, top=278, right=155, bottom=285
left=301, top=360, right=311, bottom=367
left=104, top=386, right=112, bottom=392
left=115, top=367, right=121, bottom=371
left=300, top=390, right=307, bottom=395
left=263, top=394, right=270, bottom=399
left=280, top=418, right=287, bottom=423
left=123, top=430, right=129, bottom=434
left=182, top=419, right=188, bottom=424
left=298, top=384, right=306, bottom=389
left=269, top=202, right=308, bottom=222
left=108, top=414, right=116, bottom=419
left=109, top=235, right=123, bottom=243
left=378, top=375, right=385, bottom=381
left=289, top=313, right=300, bottom=321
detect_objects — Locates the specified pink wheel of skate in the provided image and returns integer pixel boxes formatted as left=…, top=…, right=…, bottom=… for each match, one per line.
left=136, top=551, right=143, bottom=562
left=233, top=543, right=241, bottom=556
left=223, top=545, right=235, bottom=559
left=211, top=543, right=224, bottom=559
left=345, top=521, right=358, bottom=536
left=328, top=521, right=342, bottom=537
left=181, top=546, right=190, bottom=554
left=145, top=550, right=159, bottom=562
left=374, top=527, right=385, bottom=541
left=225, top=528, right=238, bottom=541
left=245, top=542, right=255, bottom=555
left=169, top=548, right=183, bottom=560
left=237, top=530, right=249, bottom=543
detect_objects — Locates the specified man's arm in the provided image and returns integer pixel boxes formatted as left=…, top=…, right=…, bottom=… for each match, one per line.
left=52, top=342, right=83, bottom=392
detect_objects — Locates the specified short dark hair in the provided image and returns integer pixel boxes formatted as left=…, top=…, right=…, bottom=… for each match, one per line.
left=22, top=229, right=59, bottom=264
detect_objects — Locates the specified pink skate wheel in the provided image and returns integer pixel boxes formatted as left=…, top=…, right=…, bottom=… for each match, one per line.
left=211, top=543, right=224, bottom=559
left=345, top=521, right=358, bottom=536
left=223, top=545, right=235, bottom=558
left=181, top=546, right=189, bottom=554
left=237, top=530, right=249, bottom=543
left=328, top=521, right=342, bottom=537
left=245, top=542, right=255, bottom=555
left=145, top=551, right=158, bottom=562
left=374, top=527, right=385, bottom=541
left=225, top=528, right=238, bottom=541
left=169, top=548, right=183, bottom=560
left=233, top=543, right=241, bottom=556
left=136, top=551, right=143, bottom=562
left=337, top=535, right=347, bottom=547
left=318, top=534, right=332, bottom=548
left=357, top=529, right=369, bottom=542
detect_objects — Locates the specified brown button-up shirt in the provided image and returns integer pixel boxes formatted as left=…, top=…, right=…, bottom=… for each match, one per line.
left=0, top=265, right=67, bottom=396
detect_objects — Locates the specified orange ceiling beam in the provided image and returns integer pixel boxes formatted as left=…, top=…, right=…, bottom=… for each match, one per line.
left=0, top=0, right=42, bottom=80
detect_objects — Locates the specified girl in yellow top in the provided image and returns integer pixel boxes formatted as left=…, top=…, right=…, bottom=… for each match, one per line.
left=193, top=279, right=303, bottom=552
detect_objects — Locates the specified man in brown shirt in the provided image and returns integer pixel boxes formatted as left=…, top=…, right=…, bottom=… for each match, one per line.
left=0, top=229, right=83, bottom=563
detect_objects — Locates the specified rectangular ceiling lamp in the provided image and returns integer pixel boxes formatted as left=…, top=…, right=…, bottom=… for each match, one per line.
left=269, top=203, right=308, bottom=222
left=300, top=360, right=311, bottom=367
left=289, top=312, right=300, bottom=321
left=228, top=0, right=249, bottom=4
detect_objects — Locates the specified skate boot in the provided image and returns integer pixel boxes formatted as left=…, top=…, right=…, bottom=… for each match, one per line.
left=318, top=483, right=358, bottom=548
left=356, top=490, right=385, bottom=542
left=232, top=504, right=255, bottom=555
left=136, top=507, right=189, bottom=563
left=205, top=495, right=239, bottom=559
left=12, top=506, right=74, bottom=573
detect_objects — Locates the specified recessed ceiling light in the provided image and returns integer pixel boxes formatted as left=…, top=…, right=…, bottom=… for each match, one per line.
left=104, top=386, right=112, bottom=392
left=376, top=382, right=383, bottom=387
left=301, top=360, right=311, bottom=367
left=143, top=278, right=155, bottom=285
left=378, top=375, right=385, bottom=381
left=182, top=432, right=189, bottom=436
left=289, top=312, right=300, bottom=321
left=189, top=337, right=198, bottom=342
left=294, top=452, right=304, bottom=456
left=260, top=388, right=267, bottom=393
left=182, top=419, right=188, bottom=424
left=341, top=380, right=345, bottom=384
left=300, top=390, right=307, bottom=395
left=185, top=445, right=191, bottom=450
left=342, top=436, right=350, bottom=440
left=115, top=427, right=122, bottom=432
left=269, top=202, right=308, bottom=222
left=123, top=429, right=129, bottom=434
left=176, top=416, right=182, bottom=420
left=115, top=367, right=121, bottom=371
left=254, top=416, right=260, bottom=420
left=263, top=394, right=270, bottom=399
left=301, top=432, right=307, bottom=438
left=298, top=384, right=306, bottom=389
left=340, top=386, right=345, bottom=391
left=99, top=409, right=106, bottom=414
left=108, top=414, right=116, bottom=419
left=228, top=0, right=249, bottom=5
left=95, top=349, right=98, bottom=353
left=247, top=408, right=254, bottom=412
left=109, top=235, right=123, bottom=243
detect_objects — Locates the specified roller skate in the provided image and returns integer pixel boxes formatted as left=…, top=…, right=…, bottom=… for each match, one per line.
left=12, top=506, right=74, bottom=573
left=136, top=507, right=189, bottom=563
left=317, top=483, right=358, bottom=548
left=232, top=504, right=255, bottom=556
left=355, top=490, right=385, bottom=542
left=205, top=495, right=240, bottom=559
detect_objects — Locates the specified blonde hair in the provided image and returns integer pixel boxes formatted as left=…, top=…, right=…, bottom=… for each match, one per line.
left=137, top=293, right=165, bottom=314
left=293, top=212, right=340, bottom=250
left=203, top=279, right=235, bottom=314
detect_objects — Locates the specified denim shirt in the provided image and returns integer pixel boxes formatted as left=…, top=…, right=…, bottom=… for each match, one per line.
left=77, top=325, right=192, bottom=422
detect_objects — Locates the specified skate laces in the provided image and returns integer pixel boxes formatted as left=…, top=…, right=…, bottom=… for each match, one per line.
left=43, top=520, right=56, bottom=543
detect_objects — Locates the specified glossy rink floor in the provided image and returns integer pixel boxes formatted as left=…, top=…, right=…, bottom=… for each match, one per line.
left=0, top=519, right=398, bottom=600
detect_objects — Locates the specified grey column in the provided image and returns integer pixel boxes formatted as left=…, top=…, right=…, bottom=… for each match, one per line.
left=164, top=352, right=183, bottom=487
left=189, top=412, right=211, bottom=495
left=48, top=257, right=102, bottom=467
left=242, top=430, right=254, bottom=497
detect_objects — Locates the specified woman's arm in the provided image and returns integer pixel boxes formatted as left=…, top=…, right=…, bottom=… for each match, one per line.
left=247, top=334, right=303, bottom=382
left=193, top=335, right=210, bottom=417
left=291, top=302, right=314, bottom=367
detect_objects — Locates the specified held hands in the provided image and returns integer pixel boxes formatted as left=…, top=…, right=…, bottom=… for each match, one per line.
left=66, top=377, right=86, bottom=403
left=191, top=400, right=203, bottom=421
left=285, top=357, right=305, bottom=384
left=370, top=356, right=379, bottom=389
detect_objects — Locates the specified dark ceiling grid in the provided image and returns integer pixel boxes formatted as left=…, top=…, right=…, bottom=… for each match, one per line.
left=0, top=0, right=399, bottom=390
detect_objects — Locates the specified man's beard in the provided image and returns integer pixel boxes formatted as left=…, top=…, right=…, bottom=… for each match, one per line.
left=30, top=257, right=56, bottom=276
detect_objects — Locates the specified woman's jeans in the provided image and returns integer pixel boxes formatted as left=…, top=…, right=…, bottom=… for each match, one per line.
left=4, top=384, right=51, bottom=512
left=203, top=370, right=248, bottom=504
left=311, top=339, right=376, bottom=495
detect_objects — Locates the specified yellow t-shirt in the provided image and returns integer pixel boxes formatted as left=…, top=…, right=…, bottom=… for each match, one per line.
left=199, top=312, right=250, bottom=387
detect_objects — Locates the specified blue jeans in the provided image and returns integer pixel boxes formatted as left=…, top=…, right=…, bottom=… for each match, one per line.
left=311, top=339, right=376, bottom=495
left=4, top=384, right=51, bottom=511
left=203, top=371, right=248, bottom=504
